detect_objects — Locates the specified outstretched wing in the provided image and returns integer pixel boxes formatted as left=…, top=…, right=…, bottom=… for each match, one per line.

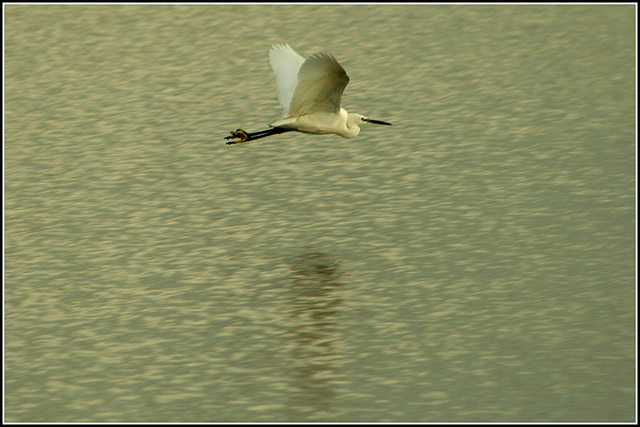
left=269, top=44, right=306, bottom=117
left=288, top=52, right=350, bottom=117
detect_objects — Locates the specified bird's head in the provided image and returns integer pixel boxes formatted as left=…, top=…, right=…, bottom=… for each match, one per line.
left=361, top=116, right=392, bottom=126
left=343, top=113, right=392, bottom=138
left=350, top=113, right=392, bottom=126
left=348, top=113, right=391, bottom=129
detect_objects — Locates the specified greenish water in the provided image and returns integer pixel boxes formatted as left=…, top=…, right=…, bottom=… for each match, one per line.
left=5, top=4, right=635, bottom=422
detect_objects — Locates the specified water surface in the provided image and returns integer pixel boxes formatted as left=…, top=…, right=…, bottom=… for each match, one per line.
left=5, top=4, right=636, bottom=422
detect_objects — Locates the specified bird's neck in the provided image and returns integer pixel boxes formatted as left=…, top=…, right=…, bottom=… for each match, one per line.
left=344, top=111, right=362, bottom=138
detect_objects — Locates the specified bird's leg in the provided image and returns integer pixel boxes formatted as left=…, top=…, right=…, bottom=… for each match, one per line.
left=224, top=129, right=250, bottom=144
left=224, top=127, right=293, bottom=145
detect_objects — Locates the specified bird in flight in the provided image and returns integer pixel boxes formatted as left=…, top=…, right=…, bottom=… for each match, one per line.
left=225, top=43, right=391, bottom=145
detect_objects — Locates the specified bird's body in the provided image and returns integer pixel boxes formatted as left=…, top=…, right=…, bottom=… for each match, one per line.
left=225, top=44, right=390, bottom=144
left=273, top=108, right=361, bottom=138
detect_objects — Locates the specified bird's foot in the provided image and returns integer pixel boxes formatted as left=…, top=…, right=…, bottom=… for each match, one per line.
left=225, top=129, right=249, bottom=144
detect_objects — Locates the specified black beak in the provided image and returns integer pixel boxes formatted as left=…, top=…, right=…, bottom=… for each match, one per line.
left=363, top=118, right=392, bottom=126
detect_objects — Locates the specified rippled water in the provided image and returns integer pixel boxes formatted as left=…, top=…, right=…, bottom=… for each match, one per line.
left=5, top=4, right=635, bottom=422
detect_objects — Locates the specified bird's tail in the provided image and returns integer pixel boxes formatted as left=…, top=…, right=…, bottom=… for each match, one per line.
left=269, top=117, right=298, bottom=129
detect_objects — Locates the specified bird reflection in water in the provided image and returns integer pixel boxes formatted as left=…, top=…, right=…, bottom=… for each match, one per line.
left=285, top=251, right=345, bottom=421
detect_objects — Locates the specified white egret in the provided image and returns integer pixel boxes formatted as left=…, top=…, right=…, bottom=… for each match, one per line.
left=225, top=43, right=391, bottom=145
